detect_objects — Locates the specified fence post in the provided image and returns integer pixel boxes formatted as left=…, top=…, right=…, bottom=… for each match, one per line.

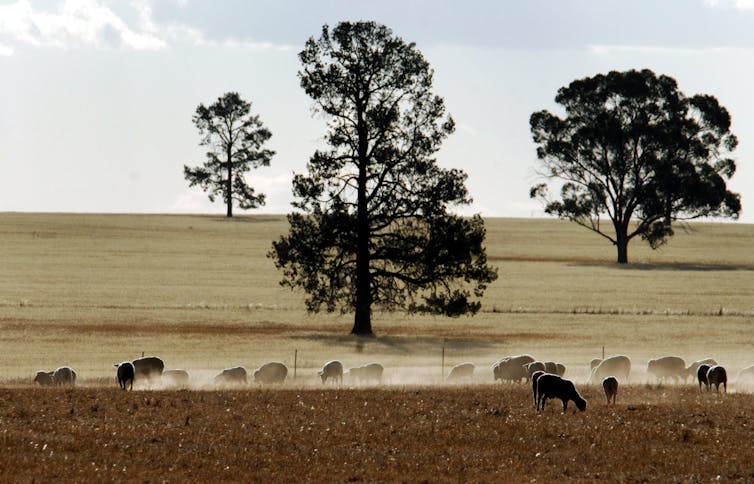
left=441, top=341, right=446, bottom=379
left=294, top=349, right=298, bottom=380
left=602, top=346, right=605, bottom=360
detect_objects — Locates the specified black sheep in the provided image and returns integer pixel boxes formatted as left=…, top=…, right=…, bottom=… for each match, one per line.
left=536, top=374, right=587, bottom=412
left=530, top=370, right=545, bottom=408
left=115, top=361, right=135, bottom=390
left=706, top=365, right=727, bottom=393
left=697, top=364, right=711, bottom=392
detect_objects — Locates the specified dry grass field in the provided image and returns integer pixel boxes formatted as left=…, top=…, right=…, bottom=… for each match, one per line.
left=2, top=212, right=754, bottom=481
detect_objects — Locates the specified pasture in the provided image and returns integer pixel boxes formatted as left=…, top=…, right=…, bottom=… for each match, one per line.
left=2, top=213, right=754, bottom=480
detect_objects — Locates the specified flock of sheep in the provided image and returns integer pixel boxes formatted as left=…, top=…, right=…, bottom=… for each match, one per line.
left=32, top=354, right=754, bottom=413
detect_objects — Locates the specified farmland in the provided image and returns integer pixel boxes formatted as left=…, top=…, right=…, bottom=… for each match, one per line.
left=1, top=213, right=754, bottom=481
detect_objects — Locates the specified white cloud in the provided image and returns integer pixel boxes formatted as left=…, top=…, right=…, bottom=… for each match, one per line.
left=0, top=0, right=166, bottom=52
left=587, top=44, right=749, bottom=55
left=0, top=44, right=13, bottom=56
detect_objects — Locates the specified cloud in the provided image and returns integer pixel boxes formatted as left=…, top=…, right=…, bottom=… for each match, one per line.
left=0, top=44, right=13, bottom=56
left=587, top=44, right=749, bottom=55
left=0, top=0, right=166, bottom=52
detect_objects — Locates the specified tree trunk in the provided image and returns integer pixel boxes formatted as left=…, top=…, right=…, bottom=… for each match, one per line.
left=351, top=100, right=373, bottom=336
left=226, top=147, right=233, bottom=218
left=616, top=232, right=629, bottom=264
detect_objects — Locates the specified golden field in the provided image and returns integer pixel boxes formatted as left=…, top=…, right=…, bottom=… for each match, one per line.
left=2, top=212, right=754, bottom=481
left=1, top=212, right=753, bottom=381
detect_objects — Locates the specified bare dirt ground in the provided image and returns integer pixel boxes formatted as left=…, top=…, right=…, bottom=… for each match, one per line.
left=1, top=385, right=752, bottom=482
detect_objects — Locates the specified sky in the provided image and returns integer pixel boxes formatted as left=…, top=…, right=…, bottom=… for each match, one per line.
left=2, top=0, right=754, bottom=220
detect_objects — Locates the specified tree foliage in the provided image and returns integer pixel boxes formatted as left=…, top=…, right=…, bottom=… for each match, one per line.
left=270, top=21, right=497, bottom=335
left=530, top=69, right=740, bottom=263
left=184, top=92, right=274, bottom=217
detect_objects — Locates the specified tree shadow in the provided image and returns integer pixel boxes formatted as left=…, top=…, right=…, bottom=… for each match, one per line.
left=570, top=262, right=754, bottom=272
left=290, top=333, right=499, bottom=355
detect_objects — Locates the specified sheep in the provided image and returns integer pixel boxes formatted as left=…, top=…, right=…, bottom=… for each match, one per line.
left=132, top=356, right=165, bottom=383
left=602, top=376, right=618, bottom=404
left=162, top=369, right=190, bottom=386
left=706, top=365, right=727, bottom=393
left=686, top=358, right=717, bottom=381
left=524, top=361, right=546, bottom=380
left=446, top=362, right=475, bottom=381
left=647, top=356, right=686, bottom=383
left=493, top=354, right=535, bottom=383
left=543, top=361, right=566, bottom=377
left=536, top=374, right=587, bottom=412
left=346, top=363, right=384, bottom=384
left=697, top=364, right=711, bottom=392
left=253, top=362, right=288, bottom=384
left=33, top=371, right=55, bottom=386
left=736, top=365, right=754, bottom=384
left=318, top=360, right=343, bottom=385
left=589, top=355, right=631, bottom=384
left=590, top=358, right=603, bottom=371
left=115, top=361, right=135, bottom=391
left=53, top=366, right=76, bottom=386
left=530, top=370, right=545, bottom=408
left=214, top=366, right=248, bottom=385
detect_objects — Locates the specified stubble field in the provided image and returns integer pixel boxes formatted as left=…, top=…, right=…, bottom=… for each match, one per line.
left=2, top=212, right=754, bottom=481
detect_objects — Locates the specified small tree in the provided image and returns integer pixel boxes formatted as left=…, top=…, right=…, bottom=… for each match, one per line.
left=530, top=69, right=740, bottom=263
left=270, top=21, right=498, bottom=335
left=184, top=92, right=274, bottom=217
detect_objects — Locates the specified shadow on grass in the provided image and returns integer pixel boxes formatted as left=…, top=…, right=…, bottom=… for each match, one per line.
left=571, top=261, right=754, bottom=272
left=290, top=333, right=499, bottom=355
left=209, top=215, right=286, bottom=223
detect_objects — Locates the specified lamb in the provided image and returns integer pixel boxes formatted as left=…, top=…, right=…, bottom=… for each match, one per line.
left=697, top=364, right=712, bottom=392
left=33, top=371, right=55, bottom=386
left=536, top=374, right=587, bottom=412
left=53, top=366, right=77, bottom=386
left=602, top=376, right=618, bottom=404
left=589, top=355, right=631, bottom=384
left=530, top=370, right=545, bottom=408
left=318, top=360, right=343, bottom=385
left=214, top=366, right=248, bottom=385
left=162, top=369, right=190, bottom=386
left=253, top=362, right=288, bottom=384
left=647, top=356, right=686, bottom=383
left=446, top=362, right=475, bottom=381
left=686, top=358, right=717, bottom=381
left=492, top=354, right=535, bottom=383
left=115, top=361, right=135, bottom=391
left=706, top=365, right=727, bottom=393
left=346, top=363, right=384, bottom=384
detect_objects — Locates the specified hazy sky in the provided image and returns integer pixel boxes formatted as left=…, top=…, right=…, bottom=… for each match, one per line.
left=3, top=0, right=754, bottom=220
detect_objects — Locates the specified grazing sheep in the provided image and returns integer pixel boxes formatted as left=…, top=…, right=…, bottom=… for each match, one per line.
left=530, top=370, right=545, bottom=408
left=647, top=356, right=686, bottom=383
left=33, top=371, right=55, bottom=386
left=493, top=354, right=535, bottom=383
left=162, top=369, right=190, bottom=386
left=589, top=355, right=631, bottom=384
left=115, top=362, right=135, bottom=391
left=132, top=356, right=165, bottom=382
left=542, top=361, right=566, bottom=377
left=697, top=364, right=712, bottom=392
left=536, top=374, right=587, bottom=412
left=346, top=363, right=384, bottom=384
left=590, top=358, right=603, bottom=371
left=524, top=361, right=546, bottom=380
left=602, top=376, right=618, bottom=404
left=706, top=365, right=727, bottom=393
left=447, top=362, right=475, bottom=381
left=253, top=362, right=288, bottom=384
left=214, top=366, right=248, bottom=385
left=53, top=366, right=77, bottom=386
left=318, top=360, right=343, bottom=385
left=736, top=365, right=754, bottom=384
left=686, top=358, right=717, bottom=381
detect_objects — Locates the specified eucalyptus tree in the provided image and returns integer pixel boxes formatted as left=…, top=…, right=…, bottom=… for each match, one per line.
left=530, top=69, right=740, bottom=263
